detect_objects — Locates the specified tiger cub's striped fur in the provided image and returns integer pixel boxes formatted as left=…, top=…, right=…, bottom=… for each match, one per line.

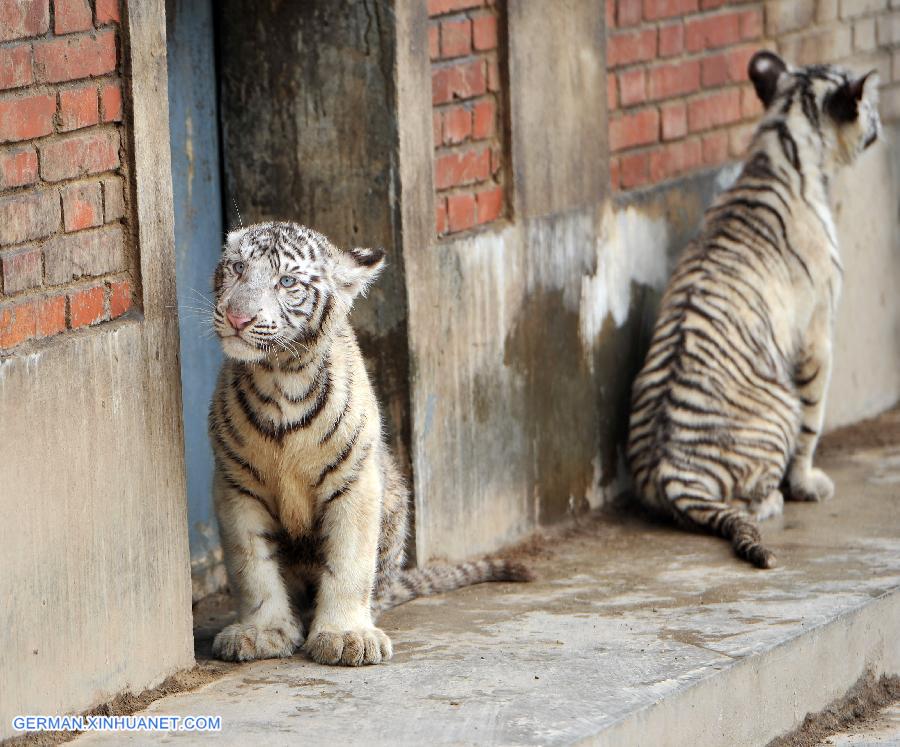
left=627, top=52, right=881, bottom=568
left=208, top=222, right=530, bottom=666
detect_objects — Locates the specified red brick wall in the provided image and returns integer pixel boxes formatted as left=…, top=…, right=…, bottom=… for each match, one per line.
left=0, top=0, right=132, bottom=351
left=608, top=0, right=900, bottom=192
left=430, top=0, right=507, bottom=237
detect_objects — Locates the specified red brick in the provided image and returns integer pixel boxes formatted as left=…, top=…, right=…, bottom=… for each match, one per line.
left=54, top=0, right=92, bottom=33
left=475, top=185, right=503, bottom=224
left=446, top=193, right=476, bottom=233
left=607, top=74, right=618, bottom=111
left=606, top=0, right=616, bottom=28
left=432, top=60, right=486, bottom=104
left=472, top=13, right=498, bottom=51
left=617, top=0, right=643, bottom=25
left=740, top=9, right=763, bottom=40
left=0, top=93, right=55, bottom=143
left=0, top=0, right=49, bottom=42
left=99, top=81, right=121, bottom=122
left=661, top=101, right=687, bottom=140
left=1, top=245, right=41, bottom=293
left=0, top=144, right=38, bottom=189
left=443, top=105, right=472, bottom=144
left=741, top=83, right=763, bottom=118
left=659, top=23, right=684, bottom=57
left=428, top=0, right=482, bottom=16
left=472, top=98, right=495, bottom=139
left=685, top=12, right=742, bottom=53
left=33, top=29, right=117, bottom=84
left=607, top=28, right=656, bottom=68
left=0, top=189, right=60, bottom=245
left=0, top=299, right=35, bottom=347
left=486, top=59, right=501, bottom=92
left=436, top=197, right=448, bottom=235
left=643, top=0, right=698, bottom=21
left=94, top=0, right=119, bottom=24
left=618, top=69, right=647, bottom=107
left=688, top=88, right=742, bottom=132
left=701, top=45, right=757, bottom=88
left=61, top=181, right=103, bottom=231
left=101, top=175, right=124, bottom=221
left=649, top=138, right=702, bottom=182
left=609, top=108, right=659, bottom=152
left=429, top=25, right=440, bottom=60
left=441, top=18, right=471, bottom=58
left=490, top=146, right=502, bottom=176
left=619, top=151, right=650, bottom=189
left=69, top=284, right=105, bottom=328
left=647, top=60, right=700, bottom=101
left=108, top=277, right=130, bottom=318
left=0, top=45, right=33, bottom=91
left=38, top=129, right=119, bottom=182
left=59, top=85, right=99, bottom=131
left=434, top=147, right=491, bottom=189
left=36, top=294, right=65, bottom=337
left=701, top=131, right=729, bottom=165
left=433, top=111, right=442, bottom=146
left=44, top=223, right=123, bottom=283
left=609, top=157, right=621, bottom=190
left=701, top=0, right=726, bottom=8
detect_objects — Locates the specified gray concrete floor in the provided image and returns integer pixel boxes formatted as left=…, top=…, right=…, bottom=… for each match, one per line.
left=74, top=413, right=900, bottom=746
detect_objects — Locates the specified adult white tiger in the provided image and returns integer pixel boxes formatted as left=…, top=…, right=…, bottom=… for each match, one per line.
left=627, top=52, right=881, bottom=568
left=208, top=222, right=531, bottom=666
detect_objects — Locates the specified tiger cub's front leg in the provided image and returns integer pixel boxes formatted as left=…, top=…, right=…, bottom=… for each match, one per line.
left=304, top=458, right=392, bottom=667
left=788, top=306, right=835, bottom=503
left=211, top=472, right=305, bottom=661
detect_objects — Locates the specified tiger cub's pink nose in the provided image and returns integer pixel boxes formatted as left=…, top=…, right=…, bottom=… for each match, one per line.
left=226, top=309, right=253, bottom=331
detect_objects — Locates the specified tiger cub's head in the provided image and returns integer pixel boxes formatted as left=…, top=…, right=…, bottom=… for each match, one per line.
left=212, top=221, right=385, bottom=362
left=748, top=51, right=881, bottom=168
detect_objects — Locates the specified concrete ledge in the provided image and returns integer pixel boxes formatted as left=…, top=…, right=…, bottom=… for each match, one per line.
left=72, top=412, right=900, bottom=746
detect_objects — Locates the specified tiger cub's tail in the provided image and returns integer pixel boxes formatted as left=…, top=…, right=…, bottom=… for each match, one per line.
left=673, top=497, right=777, bottom=569
left=374, top=558, right=534, bottom=613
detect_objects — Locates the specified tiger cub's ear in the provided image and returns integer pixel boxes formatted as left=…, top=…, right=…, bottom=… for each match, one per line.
left=749, top=51, right=787, bottom=108
left=333, top=247, right=386, bottom=299
left=225, top=227, right=249, bottom=252
left=826, top=70, right=879, bottom=123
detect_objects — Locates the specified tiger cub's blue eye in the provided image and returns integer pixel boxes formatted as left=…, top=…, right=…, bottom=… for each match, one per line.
left=279, top=276, right=298, bottom=288
left=232, top=261, right=245, bottom=274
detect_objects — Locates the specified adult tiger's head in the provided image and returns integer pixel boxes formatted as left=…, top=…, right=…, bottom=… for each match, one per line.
left=212, top=222, right=385, bottom=362
left=748, top=51, right=881, bottom=168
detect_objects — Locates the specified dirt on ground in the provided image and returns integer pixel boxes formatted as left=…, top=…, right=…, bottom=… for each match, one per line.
left=2, top=662, right=234, bottom=747
left=768, top=672, right=900, bottom=747
left=818, top=406, right=900, bottom=457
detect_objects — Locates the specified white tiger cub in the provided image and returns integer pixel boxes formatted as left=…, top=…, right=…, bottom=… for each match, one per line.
left=208, top=222, right=531, bottom=666
left=627, top=52, right=881, bottom=568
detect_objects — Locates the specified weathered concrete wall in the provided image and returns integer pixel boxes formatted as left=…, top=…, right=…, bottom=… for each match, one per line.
left=216, top=0, right=411, bottom=477
left=0, top=1, right=193, bottom=736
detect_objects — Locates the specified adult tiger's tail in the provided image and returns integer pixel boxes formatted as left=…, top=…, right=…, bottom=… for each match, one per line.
left=673, top=497, right=777, bottom=569
left=373, top=559, right=534, bottom=613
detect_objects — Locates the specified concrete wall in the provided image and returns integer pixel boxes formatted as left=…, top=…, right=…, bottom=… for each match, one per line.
left=0, top=1, right=193, bottom=736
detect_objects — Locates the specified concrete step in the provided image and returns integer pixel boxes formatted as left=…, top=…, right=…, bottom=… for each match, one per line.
left=72, top=413, right=900, bottom=746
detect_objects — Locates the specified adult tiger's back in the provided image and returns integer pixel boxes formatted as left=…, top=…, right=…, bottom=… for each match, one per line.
left=627, top=52, right=881, bottom=568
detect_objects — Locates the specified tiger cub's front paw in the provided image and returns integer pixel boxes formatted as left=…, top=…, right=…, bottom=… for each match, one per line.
left=788, top=468, right=835, bottom=502
left=212, top=620, right=304, bottom=662
left=305, top=627, right=393, bottom=667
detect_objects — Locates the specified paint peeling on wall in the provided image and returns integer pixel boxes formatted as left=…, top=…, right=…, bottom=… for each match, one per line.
left=578, top=204, right=670, bottom=370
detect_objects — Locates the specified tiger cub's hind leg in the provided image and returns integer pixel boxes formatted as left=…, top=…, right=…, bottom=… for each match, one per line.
left=211, top=473, right=304, bottom=662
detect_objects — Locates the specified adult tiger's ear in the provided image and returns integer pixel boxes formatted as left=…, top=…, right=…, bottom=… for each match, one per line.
left=748, top=50, right=787, bottom=108
left=826, top=70, right=879, bottom=123
left=334, top=247, right=386, bottom=299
